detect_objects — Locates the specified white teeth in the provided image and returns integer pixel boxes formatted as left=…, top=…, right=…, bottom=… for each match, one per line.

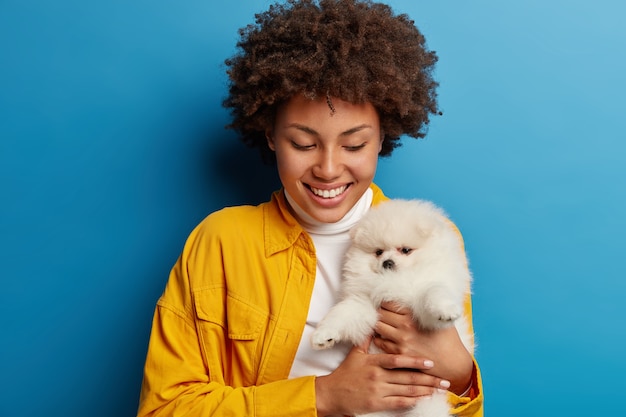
left=311, top=185, right=347, bottom=199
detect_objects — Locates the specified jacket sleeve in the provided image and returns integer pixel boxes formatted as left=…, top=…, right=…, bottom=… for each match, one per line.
left=446, top=296, right=484, bottom=416
left=448, top=363, right=484, bottom=417
left=446, top=220, right=484, bottom=417
left=136, top=302, right=318, bottom=417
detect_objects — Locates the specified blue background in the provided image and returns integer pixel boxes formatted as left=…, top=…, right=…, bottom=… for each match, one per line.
left=1, top=0, right=624, bottom=416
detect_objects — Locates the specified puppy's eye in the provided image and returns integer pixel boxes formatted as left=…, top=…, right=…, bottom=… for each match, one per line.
left=375, top=249, right=384, bottom=257
left=400, top=247, right=413, bottom=255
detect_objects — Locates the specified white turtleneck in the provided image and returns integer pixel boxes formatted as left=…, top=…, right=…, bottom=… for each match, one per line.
left=286, top=188, right=373, bottom=378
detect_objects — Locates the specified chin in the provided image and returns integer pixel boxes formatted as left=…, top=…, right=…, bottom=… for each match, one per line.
left=311, top=199, right=475, bottom=417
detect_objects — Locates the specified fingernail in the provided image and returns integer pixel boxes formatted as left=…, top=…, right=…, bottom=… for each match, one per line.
left=424, top=360, right=434, bottom=368
left=440, top=380, right=451, bottom=389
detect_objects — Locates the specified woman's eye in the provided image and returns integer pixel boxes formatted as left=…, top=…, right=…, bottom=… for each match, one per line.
left=400, top=247, right=413, bottom=254
left=375, top=249, right=384, bottom=257
left=291, top=141, right=315, bottom=150
left=344, top=143, right=366, bottom=151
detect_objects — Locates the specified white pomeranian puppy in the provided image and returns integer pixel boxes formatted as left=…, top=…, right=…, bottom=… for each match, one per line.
left=311, top=199, right=474, bottom=417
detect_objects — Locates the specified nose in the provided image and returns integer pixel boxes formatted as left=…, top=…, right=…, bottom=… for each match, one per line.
left=382, top=259, right=395, bottom=270
left=313, top=148, right=342, bottom=180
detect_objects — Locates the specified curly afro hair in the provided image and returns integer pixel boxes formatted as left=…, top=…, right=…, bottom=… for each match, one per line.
left=223, top=0, right=440, bottom=163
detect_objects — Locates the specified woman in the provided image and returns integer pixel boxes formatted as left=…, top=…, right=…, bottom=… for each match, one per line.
left=137, top=1, right=483, bottom=416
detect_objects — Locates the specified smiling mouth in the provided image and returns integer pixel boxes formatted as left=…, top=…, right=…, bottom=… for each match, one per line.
left=309, top=185, right=348, bottom=199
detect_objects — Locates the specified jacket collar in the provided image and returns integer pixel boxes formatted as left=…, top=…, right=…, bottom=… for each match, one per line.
left=262, top=184, right=388, bottom=257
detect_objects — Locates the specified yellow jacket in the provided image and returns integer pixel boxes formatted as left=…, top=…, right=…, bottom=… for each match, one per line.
left=137, top=185, right=483, bottom=416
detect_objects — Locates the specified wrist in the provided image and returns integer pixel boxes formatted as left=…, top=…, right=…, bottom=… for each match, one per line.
left=314, top=375, right=335, bottom=417
left=448, top=352, right=474, bottom=395
left=450, top=358, right=476, bottom=397
left=456, top=380, right=473, bottom=397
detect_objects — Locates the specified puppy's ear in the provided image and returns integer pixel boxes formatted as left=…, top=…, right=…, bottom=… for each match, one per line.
left=413, top=222, right=433, bottom=241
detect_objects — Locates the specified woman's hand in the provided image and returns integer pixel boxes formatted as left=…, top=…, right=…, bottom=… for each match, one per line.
left=372, top=301, right=474, bottom=396
left=315, top=338, right=450, bottom=417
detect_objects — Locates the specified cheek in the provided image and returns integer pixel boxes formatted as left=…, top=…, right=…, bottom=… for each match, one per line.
left=351, top=153, right=379, bottom=179
left=275, top=149, right=303, bottom=178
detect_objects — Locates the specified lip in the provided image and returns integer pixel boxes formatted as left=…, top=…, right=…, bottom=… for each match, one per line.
left=309, top=184, right=348, bottom=199
left=305, top=183, right=352, bottom=206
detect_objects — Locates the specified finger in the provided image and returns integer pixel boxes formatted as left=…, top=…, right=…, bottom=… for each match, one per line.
left=375, top=318, right=400, bottom=336
left=383, top=386, right=440, bottom=401
left=379, top=301, right=407, bottom=313
left=374, top=316, right=417, bottom=347
left=375, top=353, right=435, bottom=372
left=377, top=309, right=400, bottom=328
left=377, top=306, right=414, bottom=330
left=372, top=334, right=400, bottom=354
left=385, top=368, right=452, bottom=392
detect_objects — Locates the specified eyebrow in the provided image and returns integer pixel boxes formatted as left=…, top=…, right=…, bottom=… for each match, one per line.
left=285, top=123, right=373, bottom=137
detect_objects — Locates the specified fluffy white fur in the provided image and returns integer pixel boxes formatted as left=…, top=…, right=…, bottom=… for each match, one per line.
left=311, top=199, right=474, bottom=417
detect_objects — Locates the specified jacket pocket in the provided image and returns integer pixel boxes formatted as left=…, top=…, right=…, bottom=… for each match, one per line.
left=194, top=288, right=269, bottom=386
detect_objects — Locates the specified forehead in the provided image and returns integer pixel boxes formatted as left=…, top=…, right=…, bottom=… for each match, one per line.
left=274, top=94, right=380, bottom=132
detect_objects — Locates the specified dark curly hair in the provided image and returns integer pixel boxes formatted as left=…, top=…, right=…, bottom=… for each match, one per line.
left=223, top=0, right=440, bottom=163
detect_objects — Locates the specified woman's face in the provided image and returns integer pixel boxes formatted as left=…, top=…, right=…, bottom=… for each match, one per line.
left=267, top=94, right=382, bottom=223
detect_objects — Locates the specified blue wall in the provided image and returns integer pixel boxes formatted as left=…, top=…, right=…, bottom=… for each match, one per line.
left=1, top=1, right=624, bottom=415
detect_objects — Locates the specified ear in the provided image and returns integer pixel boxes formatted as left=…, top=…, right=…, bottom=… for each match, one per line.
left=266, top=129, right=276, bottom=151
left=414, top=222, right=433, bottom=241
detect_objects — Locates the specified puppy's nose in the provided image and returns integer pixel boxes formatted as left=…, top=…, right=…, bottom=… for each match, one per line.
left=382, top=259, right=395, bottom=270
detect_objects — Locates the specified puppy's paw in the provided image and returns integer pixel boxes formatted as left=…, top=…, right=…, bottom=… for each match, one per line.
left=436, top=303, right=462, bottom=323
left=311, top=328, right=341, bottom=350
left=425, top=298, right=462, bottom=327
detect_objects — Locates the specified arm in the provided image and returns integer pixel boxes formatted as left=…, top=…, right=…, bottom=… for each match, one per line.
left=373, top=299, right=484, bottom=417
left=314, top=338, right=452, bottom=417
left=138, top=296, right=454, bottom=417
left=137, top=302, right=318, bottom=417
